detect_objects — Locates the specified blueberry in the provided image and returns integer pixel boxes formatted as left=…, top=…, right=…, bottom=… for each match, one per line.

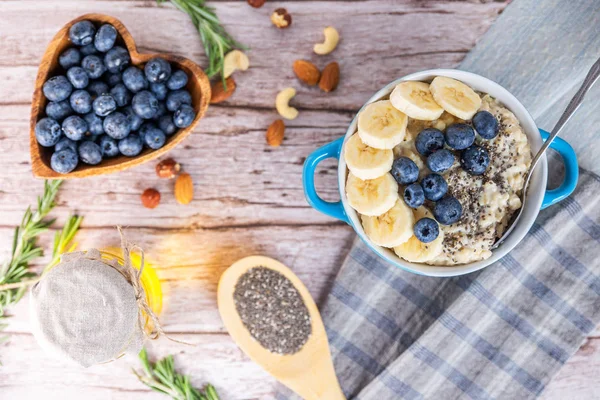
left=104, top=72, right=122, bottom=87
left=153, top=102, right=167, bottom=120
left=110, top=83, right=131, bottom=107
left=87, top=80, right=110, bottom=97
left=140, top=123, right=166, bottom=149
left=43, top=76, right=73, bottom=102
left=415, top=128, right=445, bottom=156
left=173, top=104, right=196, bottom=128
left=144, top=58, right=172, bottom=83
left=166, top=90, right=192, bottom=112
left=473, top=111, right=498, bottom=140
left=132, top=90, right=159, bottom=119
left=166, top=70, right=188, bottom=90
left=391, top=156, right=419, bottom=185
left=118, top=134, right=143, bottom=156
left=80, top=44, right=98, bottom=56
left=59, top=48, right=82, bottom=69
left=46, top=100, right=73, bottom=121
left=78, top=140, right=103, bottom=165
left=66, top=66, right=89, bottom=89
left=69, top=20, right=96, bottom=46
left=81, top=55, right=106, bottom=79
left=84, top=112, right=104, bottom=135
left=99, top=135, right=119, bottom=157
left=122, top=66, right=148, bottom=93
left=434, top=196, right=463, bottom=225
left=403, top=183, right=425, bottom=209
left=150, top=83, right=168, bottom=100
left=445, top=123, right=475, bottom=150
left=414, top=218, right=439, bottom=243
left=69, top=89, right=92, bottom=114
left=93, top=94, right=117, bottom=117
left=94, top=24, right=117, bottom=52
left=460, top=145, right=490, bottom=175
left=426, top=149, right=455, bottom=173
left=103, top=112, right=131, bottom=139
left=123, top=106, right=143, bottom=131
left=35, top=118, right=62, bottom=147
left=421, top=173, right=448, bottom=201
left=51, top=148, right=78, bottom=174
left=104, top=46, right=130, bottom=73
left=62, top=115, right=88, bottom=141
left=55, top=137, right=78, bottom=152
left=158, top=115, right=177, bottom=135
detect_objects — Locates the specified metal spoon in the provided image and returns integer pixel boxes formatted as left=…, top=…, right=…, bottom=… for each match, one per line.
left=493, top=57, right=600, bottom=250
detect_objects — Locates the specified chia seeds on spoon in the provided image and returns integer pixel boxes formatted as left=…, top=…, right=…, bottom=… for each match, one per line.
left=233, top=266, right=311, bottom=355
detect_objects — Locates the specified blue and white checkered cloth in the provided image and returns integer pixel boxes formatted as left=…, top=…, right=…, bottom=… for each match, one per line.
left=276, top=170, right=600, bottom=400
left=277, top=0, right=600, bottom=398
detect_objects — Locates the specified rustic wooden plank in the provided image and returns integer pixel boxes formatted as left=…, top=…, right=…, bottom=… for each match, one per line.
left=0, top=225, right=355, bottom=333
left=0, top=332, right=276, bottom=400
left=0, top=0, right=505, bottom=110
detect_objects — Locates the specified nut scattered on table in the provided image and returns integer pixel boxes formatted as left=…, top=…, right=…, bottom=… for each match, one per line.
left=174, top=173, right=194, bottom=205
left=293, top=60, right=320, bottom=86
left=223, top=50, right=250, bottom=79
left=247, top=0, right=266, bottom=8
left=211, top=77, right=237, bottom=104
left=141, top=188, right=161, bottom=209
left=266, top=119, right=285, bottom=147
left=314, top=26, right=340, bottom=55
left=156, top=158, right=181, bottom=179
left=319, top=62, right=340, bottom=92
left=271, top=8, right=292, bottom=29
left=275, top=87, right=299, bottom=120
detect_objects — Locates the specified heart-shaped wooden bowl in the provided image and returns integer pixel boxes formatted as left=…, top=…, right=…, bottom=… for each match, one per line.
left=30, top=13, right=211, bottom=179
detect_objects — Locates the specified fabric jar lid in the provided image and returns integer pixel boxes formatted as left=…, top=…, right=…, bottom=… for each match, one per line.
left=30, top=249, right=143, bottom=367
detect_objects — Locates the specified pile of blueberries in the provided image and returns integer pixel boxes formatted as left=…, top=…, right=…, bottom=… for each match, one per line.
left=35, top=20, right=196, bottom=174
left=391, top=110, right=498, bottom=243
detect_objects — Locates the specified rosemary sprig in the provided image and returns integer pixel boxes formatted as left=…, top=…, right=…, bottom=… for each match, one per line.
left=0, top=181, right=62, bottom=314
left=134, top=348, right=221, bottom=400
left=45, top=215, right=84, bottom=274
left=157, top=0, right=246, bottom=80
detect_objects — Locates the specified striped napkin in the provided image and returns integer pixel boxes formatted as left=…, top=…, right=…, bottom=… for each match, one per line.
left=277, top=0, right=600, bottom=398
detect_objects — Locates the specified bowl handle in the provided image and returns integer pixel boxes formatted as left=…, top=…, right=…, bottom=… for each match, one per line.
left=539, top=129, right=579, bottom=209
left=303, top=137, right=349, bottom=223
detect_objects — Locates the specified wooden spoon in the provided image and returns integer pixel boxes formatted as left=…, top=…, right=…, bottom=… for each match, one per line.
left=218, top=256, right=345, bottom=400
left=30, top=13, right=211, bottom=179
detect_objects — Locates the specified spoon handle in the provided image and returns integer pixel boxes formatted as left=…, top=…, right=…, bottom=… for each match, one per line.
left=529, top=57, right=600, bottom=172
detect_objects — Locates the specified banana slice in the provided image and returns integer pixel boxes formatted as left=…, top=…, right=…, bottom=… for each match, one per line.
left=393, top=206, right=444, bottom=263
left=389, top=81, right=444, bottom=121
left=362, top=199, right=414, bottom=248
left=429, top=76, right=482, bottom=120
left=346, top=172, right=398, bottom=216
left=357, top=100, right=408, bottom=149
left=344, top=133, right=393, bottom=180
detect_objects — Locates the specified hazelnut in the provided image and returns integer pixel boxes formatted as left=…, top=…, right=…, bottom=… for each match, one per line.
left=156, top=158, right=181, bottom=179
left=271, top=8, right=291, bottom=29
left=141, top=188, right=161, bottom=209
left=247, top=0, right=266, bottom=8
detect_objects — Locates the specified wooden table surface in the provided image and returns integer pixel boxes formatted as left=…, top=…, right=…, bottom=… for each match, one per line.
left=0, top=1, right=597, bottom=399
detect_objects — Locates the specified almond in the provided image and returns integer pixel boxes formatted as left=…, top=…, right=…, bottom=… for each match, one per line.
left=174, top=173, right=194, bottom=205
left=141, top=188, right=161, bottom=209
left=210, top=77, right=236, bottom=104
left=293, top=60, right=320, bottom=86
left=266, top=119, right=285, bottom=147
left=319, top=62, right=340, bottom=93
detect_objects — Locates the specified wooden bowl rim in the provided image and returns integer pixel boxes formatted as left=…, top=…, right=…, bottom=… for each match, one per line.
left=30, top=13, right=211, bottom=179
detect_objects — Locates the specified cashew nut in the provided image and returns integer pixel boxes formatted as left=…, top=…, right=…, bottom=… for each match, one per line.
left=223, top=50, right=250, bottom=78
left=313, top=26, right=340, bottom=55
left=275, top=87, right=299, bottom=120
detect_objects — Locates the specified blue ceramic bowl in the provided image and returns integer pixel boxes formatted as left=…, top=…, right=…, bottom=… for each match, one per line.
left=303, top=69, right=578, bottom=277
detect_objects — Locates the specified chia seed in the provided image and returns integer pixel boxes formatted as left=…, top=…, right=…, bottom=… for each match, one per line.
left=233, top=266, right=311, bottom=355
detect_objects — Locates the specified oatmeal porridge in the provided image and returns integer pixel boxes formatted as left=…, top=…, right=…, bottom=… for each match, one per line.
left=343, top=77, right=531, bottom=266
